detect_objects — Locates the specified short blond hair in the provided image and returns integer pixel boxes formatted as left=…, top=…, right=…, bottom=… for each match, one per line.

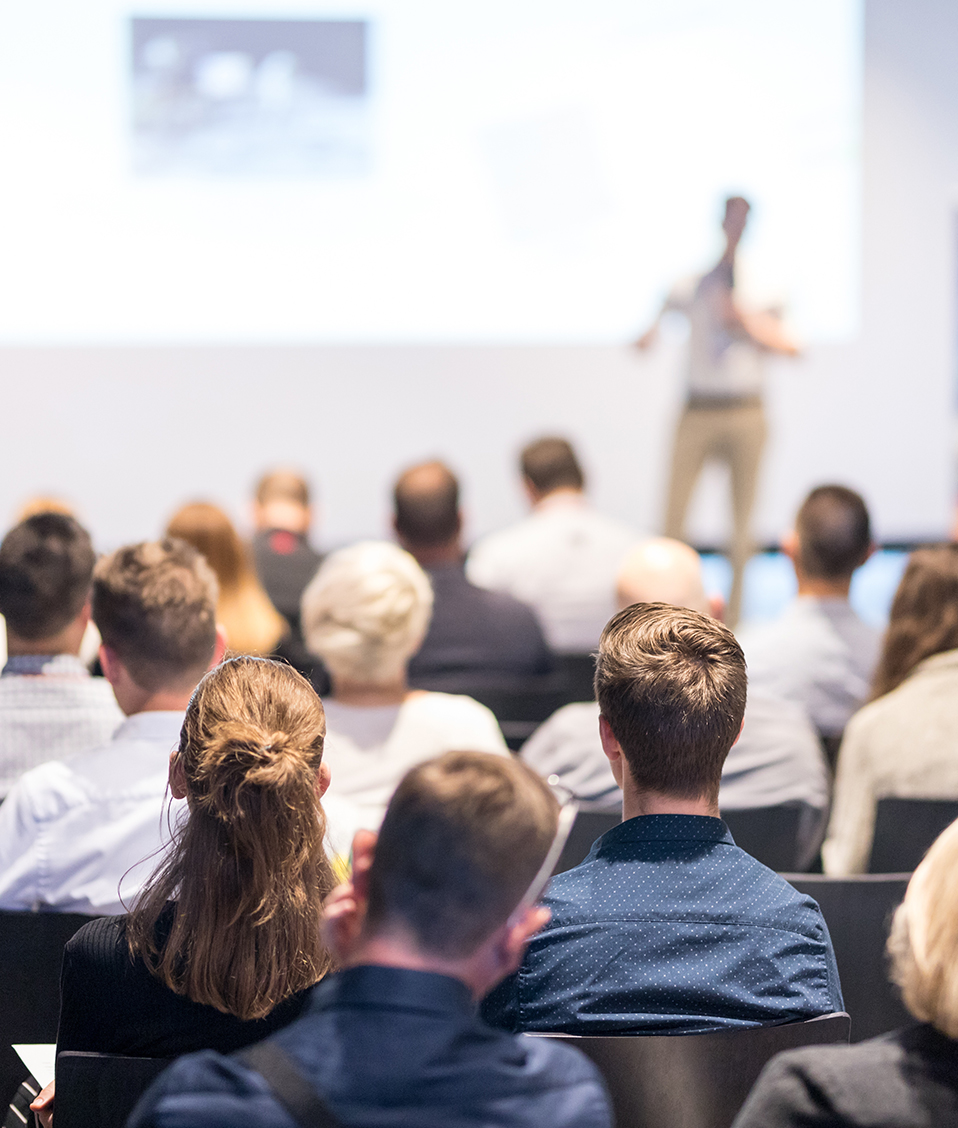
left=301, top=541, right=433, bottom=685
left=888, top=817, right=958, bottom=1038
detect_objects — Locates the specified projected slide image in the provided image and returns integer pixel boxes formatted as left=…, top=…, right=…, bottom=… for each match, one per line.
left=131, top=17, right=369, bottom=175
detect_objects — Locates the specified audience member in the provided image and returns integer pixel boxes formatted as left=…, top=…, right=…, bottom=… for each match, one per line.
left=467, top=436, right=640, bottom=652
left=738, top=485, right=878, bottom=740
left=250, top=469, right=323, bottom=667
left=823, top=544, right=958, bottom=874
left=735, top=816, right=958, bottom=1127
left=394, top=459, right=554, bottom=692
left=0, top=538, right=224, bottom=914
left=522, top=538, right=829, bottom=865
left=301, top=542, right=507, bottom=828
left=128, top=752, right=613, bottom=1128
left=483, top=602, right=842, bottom=1033
left=27, top=657, right=339, bottom=1127
left=167, top=501, right=286, bottom=657
left=0, top=513, right=121, bottom=795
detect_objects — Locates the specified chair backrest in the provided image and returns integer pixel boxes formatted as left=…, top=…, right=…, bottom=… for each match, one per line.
left=467, top=679, right=576, bottom=750
left=532, top=1012, right=850, bottom=1128
left=0, top=909, right=99, bottom=1109
left=553, top=811, right=621, bottom=875
left=867, top=797, right=958, bottom=873
left=56, top=1051, right=172, bottom=1128
left=555, top=653, right=596, bottom=702
left=720, top=806, right=803, bottom=872
left=782, top=873, right=911, bottom=1041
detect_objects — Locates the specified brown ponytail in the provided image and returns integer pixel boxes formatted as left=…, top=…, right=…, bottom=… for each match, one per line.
left=127, top=657, right=336, bottom=1020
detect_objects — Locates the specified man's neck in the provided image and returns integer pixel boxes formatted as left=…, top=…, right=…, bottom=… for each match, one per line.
left=331, top=677, right=409, bottom=707
left=405, top=539, right=463, bottom=569
left=343, top=933, right=485, bottom=1000
left=795, top=576, right=852, bottom=600
left=532, top=486, right=585, bottom=510
left=6, top=627, right=84, bottom=659
left=621, top=786, right=719, bottom=822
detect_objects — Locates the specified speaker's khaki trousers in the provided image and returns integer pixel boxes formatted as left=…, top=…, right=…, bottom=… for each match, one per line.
left=663, top=399, right=767, bottom=626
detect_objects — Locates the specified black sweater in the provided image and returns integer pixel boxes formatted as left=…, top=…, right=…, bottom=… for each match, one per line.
left=57, top=911, right=311, bottom=1057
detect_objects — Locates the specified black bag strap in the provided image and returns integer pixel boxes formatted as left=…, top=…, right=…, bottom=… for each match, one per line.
left=239, top=1041, right=343, bottom=1128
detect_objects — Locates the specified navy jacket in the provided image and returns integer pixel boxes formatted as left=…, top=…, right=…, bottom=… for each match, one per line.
left=408, top=562, right=554, bottom=693
left=129, top=965, right=612, bottom=1128
left=483, top=815, right=843, bottom=1034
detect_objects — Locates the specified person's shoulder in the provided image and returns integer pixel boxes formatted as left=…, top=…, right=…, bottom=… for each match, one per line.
left=514, top=1033, right=613, bottom=1126
left=4, top=756, right=84, bottom=821
left=65, top=912, right=127, bottom=958
left=128, top=1048, right=287, bottom=1128
left=736, top=1028, right=935, bottom=1128
left=523, top=702, right=599, bottom=754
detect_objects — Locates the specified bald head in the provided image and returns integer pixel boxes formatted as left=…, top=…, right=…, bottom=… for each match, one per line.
left=393, top=461, right=462, bottom=561
left=616, top=538, right=712, bottom=616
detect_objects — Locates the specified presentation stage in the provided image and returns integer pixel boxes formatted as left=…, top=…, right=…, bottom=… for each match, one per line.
left=0, top=0, right=861, bottom=346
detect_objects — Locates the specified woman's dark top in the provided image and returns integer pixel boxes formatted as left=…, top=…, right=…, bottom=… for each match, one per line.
left=733, top=1023, right=958, bottom=1128
left=57, top=909, right=312, bottom=1057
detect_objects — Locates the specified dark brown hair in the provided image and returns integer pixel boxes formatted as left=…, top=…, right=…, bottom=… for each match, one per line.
left=393, top=461, right=460, bottom=547
left=595, top=602, right=746, bottom=802
left=520, top=437, right=584, bottom=495
left=127, top=657, right=336, bottom=1020
left=365, top=751, right=558, bottom=959
left=92, top=538, right=218, bottom=692
left=795, top=485, right=871, bottom=580
left=870, top=544, right=958, bottom=700
left=0, top=513, right=95, bottom=640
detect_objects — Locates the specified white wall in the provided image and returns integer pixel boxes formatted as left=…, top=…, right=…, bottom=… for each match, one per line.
left=0, top=0, right=954, bottom=551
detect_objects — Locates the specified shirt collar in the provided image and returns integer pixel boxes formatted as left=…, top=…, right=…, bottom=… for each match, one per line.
left=112, top=710, right=185, bottom=743
left=601, top=813, right=734, bottom=846
left=2, top=653, right=91, bottom=678
left=313, top=965, right=475, bottom=1016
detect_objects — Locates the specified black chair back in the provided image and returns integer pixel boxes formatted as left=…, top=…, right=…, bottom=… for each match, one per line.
left=555, top=653, right=596, bottom=702
left=532, top=1012, right=849, bottom=1128
left=782, top=873, right=911, bottom=1041
left=721, top=806, right=803, bottom=872
left=467, top=679, right=574, bottom=750
left=867, top=797, right=958, bottom=873
left=553, top=811, right=621, bottom=875
left=56, top=1052, right=172, bottom=1128
left=0, top=910, right=99, bottom=1108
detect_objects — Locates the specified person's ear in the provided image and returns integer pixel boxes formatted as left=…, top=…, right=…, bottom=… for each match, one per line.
left=599, top=714, right=625, bottom=787
left=781, top=529, right=799, bottom=563
left=708, top=593, right=726, bottom=623
left=349, top=829, right=378, bottom=903
left=731, top=717, right=745, bottom=748
left=210, top=626, right=228, bottom=668
left=169, top=750, right=188, bottom=799
left=496, top=905, right=551, bottom=980
left=77, top=600, right=92, bottom=629
left=316, top=760, right=331, bottom=798
left=99, top=644, right=119, bottom=687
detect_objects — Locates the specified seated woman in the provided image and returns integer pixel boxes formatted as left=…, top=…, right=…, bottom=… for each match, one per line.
left=823, top=544, right=958, bottom=873
left=166, top=502, right=287, bottom=657
left=30, top=657, right=337, bottom=1123
left=735, top=815, right=958, bottom=1125
left=301, top=541, right=507, bottom=828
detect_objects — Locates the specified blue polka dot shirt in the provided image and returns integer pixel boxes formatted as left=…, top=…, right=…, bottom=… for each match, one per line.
left=482, top=814, right=844, bottom=1034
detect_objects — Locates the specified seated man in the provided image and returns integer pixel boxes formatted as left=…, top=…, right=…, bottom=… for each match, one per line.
left=0, top=538, right=225, bottom=914
left=250, top=469, right=324, bottom=673
left=395, top=459, right=554, bottom=693
left=467, top=436, right=640, bottom=653
left=484, top=602, right=843, bottom=1034
left=0, top=513, right=122, bottom=795
left=129, top=752, right=613, bottom=1128
left=522, top=538, right=829, bottom=866
left=738, top=484, right=879, bottom=744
